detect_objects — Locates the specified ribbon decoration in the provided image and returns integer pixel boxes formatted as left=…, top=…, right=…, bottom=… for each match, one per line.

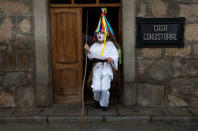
left=95, top=8, right=122, bottom=64
left=95, top=8, right=114, bottom=56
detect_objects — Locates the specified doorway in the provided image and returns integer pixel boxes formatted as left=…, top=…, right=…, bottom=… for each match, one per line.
left=49, top=0, right=122, bottom=105
left=82, top=7, right=122, bottom=104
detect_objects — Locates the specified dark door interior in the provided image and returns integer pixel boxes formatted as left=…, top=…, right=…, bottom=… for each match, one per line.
left=82, top=7, right=122, bottom=105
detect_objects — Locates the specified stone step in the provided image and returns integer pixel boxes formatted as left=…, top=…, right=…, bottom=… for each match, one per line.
left=0, top=115, right=198, bottom=126
left=0, top=105, right=198, bottom=127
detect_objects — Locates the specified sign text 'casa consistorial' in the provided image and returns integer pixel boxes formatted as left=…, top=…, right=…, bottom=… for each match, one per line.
left=136, top=17, right=185, bottom=48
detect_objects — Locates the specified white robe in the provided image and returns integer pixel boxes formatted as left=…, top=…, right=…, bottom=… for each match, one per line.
left=88, top=41, right=118, bottom=107
left=88, top=41, right=119, bottom=79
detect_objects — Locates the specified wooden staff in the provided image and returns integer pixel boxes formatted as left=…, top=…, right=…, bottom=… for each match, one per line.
left=80, top=8, right=89, bottom=128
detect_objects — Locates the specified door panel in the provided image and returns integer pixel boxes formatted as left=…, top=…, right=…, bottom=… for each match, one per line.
left=56, top=31, right=77, bottom=63
left=50, top=8, right=82, bottom=104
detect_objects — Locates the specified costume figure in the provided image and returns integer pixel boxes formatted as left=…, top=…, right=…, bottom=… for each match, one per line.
left=84, top=8, right=119, bottom=111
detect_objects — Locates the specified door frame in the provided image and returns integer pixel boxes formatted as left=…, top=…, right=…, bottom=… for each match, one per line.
left=33, top=0, right=136, bottom=106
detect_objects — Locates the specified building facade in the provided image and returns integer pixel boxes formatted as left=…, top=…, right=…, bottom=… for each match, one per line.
left=0, top=0, right=198, bottom=107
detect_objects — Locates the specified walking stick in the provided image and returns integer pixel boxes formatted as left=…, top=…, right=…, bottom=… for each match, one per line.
left=80, top=9, right=89, bottom=128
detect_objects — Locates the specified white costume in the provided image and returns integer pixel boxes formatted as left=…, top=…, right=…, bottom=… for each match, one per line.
left=88, top=41, right=118, bottom=107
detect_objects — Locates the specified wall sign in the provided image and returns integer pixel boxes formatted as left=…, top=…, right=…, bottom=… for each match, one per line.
left=136, top=17, right=185, bottom=48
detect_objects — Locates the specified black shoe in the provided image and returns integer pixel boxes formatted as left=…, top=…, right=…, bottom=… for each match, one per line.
left=100, top=106, right=108, bottom=111
left=94, top=101, right=100, bottom=108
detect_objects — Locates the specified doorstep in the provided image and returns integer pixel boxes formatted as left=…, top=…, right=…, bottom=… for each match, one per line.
left=0, top=104, right=197, bottom=125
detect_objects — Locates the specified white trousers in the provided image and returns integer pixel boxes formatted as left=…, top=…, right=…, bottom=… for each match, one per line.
left=91, top=65, right=112, bottom=107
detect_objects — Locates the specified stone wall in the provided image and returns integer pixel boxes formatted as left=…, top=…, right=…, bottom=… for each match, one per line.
left=136, top=0, right=198, bottom=106
left=0, top=0, right=35, bottom=107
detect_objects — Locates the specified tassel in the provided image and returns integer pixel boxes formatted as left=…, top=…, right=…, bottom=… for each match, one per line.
left=118, top=48, right=122, bottom=64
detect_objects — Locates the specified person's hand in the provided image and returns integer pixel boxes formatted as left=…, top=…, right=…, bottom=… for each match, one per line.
left=84, top=43, right=90, bottom=53
left=107, top=57, right=113, bottom=63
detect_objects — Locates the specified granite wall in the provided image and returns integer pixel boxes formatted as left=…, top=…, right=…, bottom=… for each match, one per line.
left=0, top=0, right=35, bottom=107
left=136, top=0, right=198, bottom=106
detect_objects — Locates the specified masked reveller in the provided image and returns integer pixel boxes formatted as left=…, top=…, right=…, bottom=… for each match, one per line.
left=84, top=8, right=119, bottom=111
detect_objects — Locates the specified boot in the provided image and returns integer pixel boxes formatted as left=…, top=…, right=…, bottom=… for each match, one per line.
left=94, top=100, right=100, bottom=108
left=100, top=106, right=108, bottom=111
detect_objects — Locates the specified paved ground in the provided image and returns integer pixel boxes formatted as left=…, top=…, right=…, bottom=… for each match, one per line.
left=0, top=122, right=198, bottom=131
left=0, top=104, right=198, bottom=131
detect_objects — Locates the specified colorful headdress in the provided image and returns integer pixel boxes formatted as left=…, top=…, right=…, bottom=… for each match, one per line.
left=95, top=8, right=115, bottom=56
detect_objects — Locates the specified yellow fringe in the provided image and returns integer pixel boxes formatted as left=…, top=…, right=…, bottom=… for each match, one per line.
left=100, top=33, right=107, bottom=56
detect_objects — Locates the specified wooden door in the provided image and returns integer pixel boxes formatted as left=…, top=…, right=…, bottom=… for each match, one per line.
left=50, top=8, right=82, bottom=104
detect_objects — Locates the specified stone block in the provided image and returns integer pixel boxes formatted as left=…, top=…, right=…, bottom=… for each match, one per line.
left=189, top=107, right=198, bottom=115
left=0, top=72, right=5, bottom=76
left=185, top=17, right=198, bottom=25
left=0, top=72, right=32, bottom=87
left=35, top=84, right=51, bottom=107
left=172, top=0, right=198, bottom=3
left=0, top=90, right=15, bottom=107
left=136, top=58, right=154, bottom=77
left=12, top=107, right=42, bottom=117
left=0, top=1, right=30, bottom=15
left=168, top=95, right=188, bottom=106
left=105, top=116, right=150, bottom=123
left=147, top=59, right=173, bottom=81
left=0, top=18, right=12, bottom=42
left=141, top=48, right=162, bottom=58
left=170, top=58, right=198, bottom=78
left=152, top=0, right=167, bottom=16
left=0, top=44, right=7, bottom=51
left=48, top=116, right=102, bottom=124
left=14, top=33, right=33, bottom=49
left=180, top=4, right=198, bottom=18
left=135, top=49, right=142, bottom=56
left=87, top=108, right=117, bottom=116
left=136, top=83, right=165, bottom=106
left=185, top=24, right=198, bottom=41
left=17, top=16, right=33, bottom=33
left=143, top=0, right=152, bottom=3
left=0, top=116, right=46, bottom=124
left=0, top=108, right=16, bottom=116
left=162, top=107, right=192, bottom=116
left=180, top=59, right=198, bottom=77
left=151, top=116, right=198, bottom=125
left=118, top=106, right=164, bottom=116
left=193, top=44, right=198, bottom=56
left=0, top=52, right=17, bottom=70
left=15, top=85, right=35, bottom=106
left=136, top=0, right=147, bottom=17
left=165, top=46, right=192, bottom=57
left=19, top=19, right=31, bottom=33
left=167, top=77, right=198, bottom=106
left=167, top=1, right=180, bottom=17
left=17, top=52, right=34, bottom=70
left=171, top=58, right=183, bottom=78
left=123, top=82, right=136, bottom=105
left=39, top=105, right=82, bottom=116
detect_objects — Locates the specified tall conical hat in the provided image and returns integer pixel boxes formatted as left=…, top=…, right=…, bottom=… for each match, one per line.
left=95, top=8, right=115, bottom=37
left=95, top=8, right=115, bottom=56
